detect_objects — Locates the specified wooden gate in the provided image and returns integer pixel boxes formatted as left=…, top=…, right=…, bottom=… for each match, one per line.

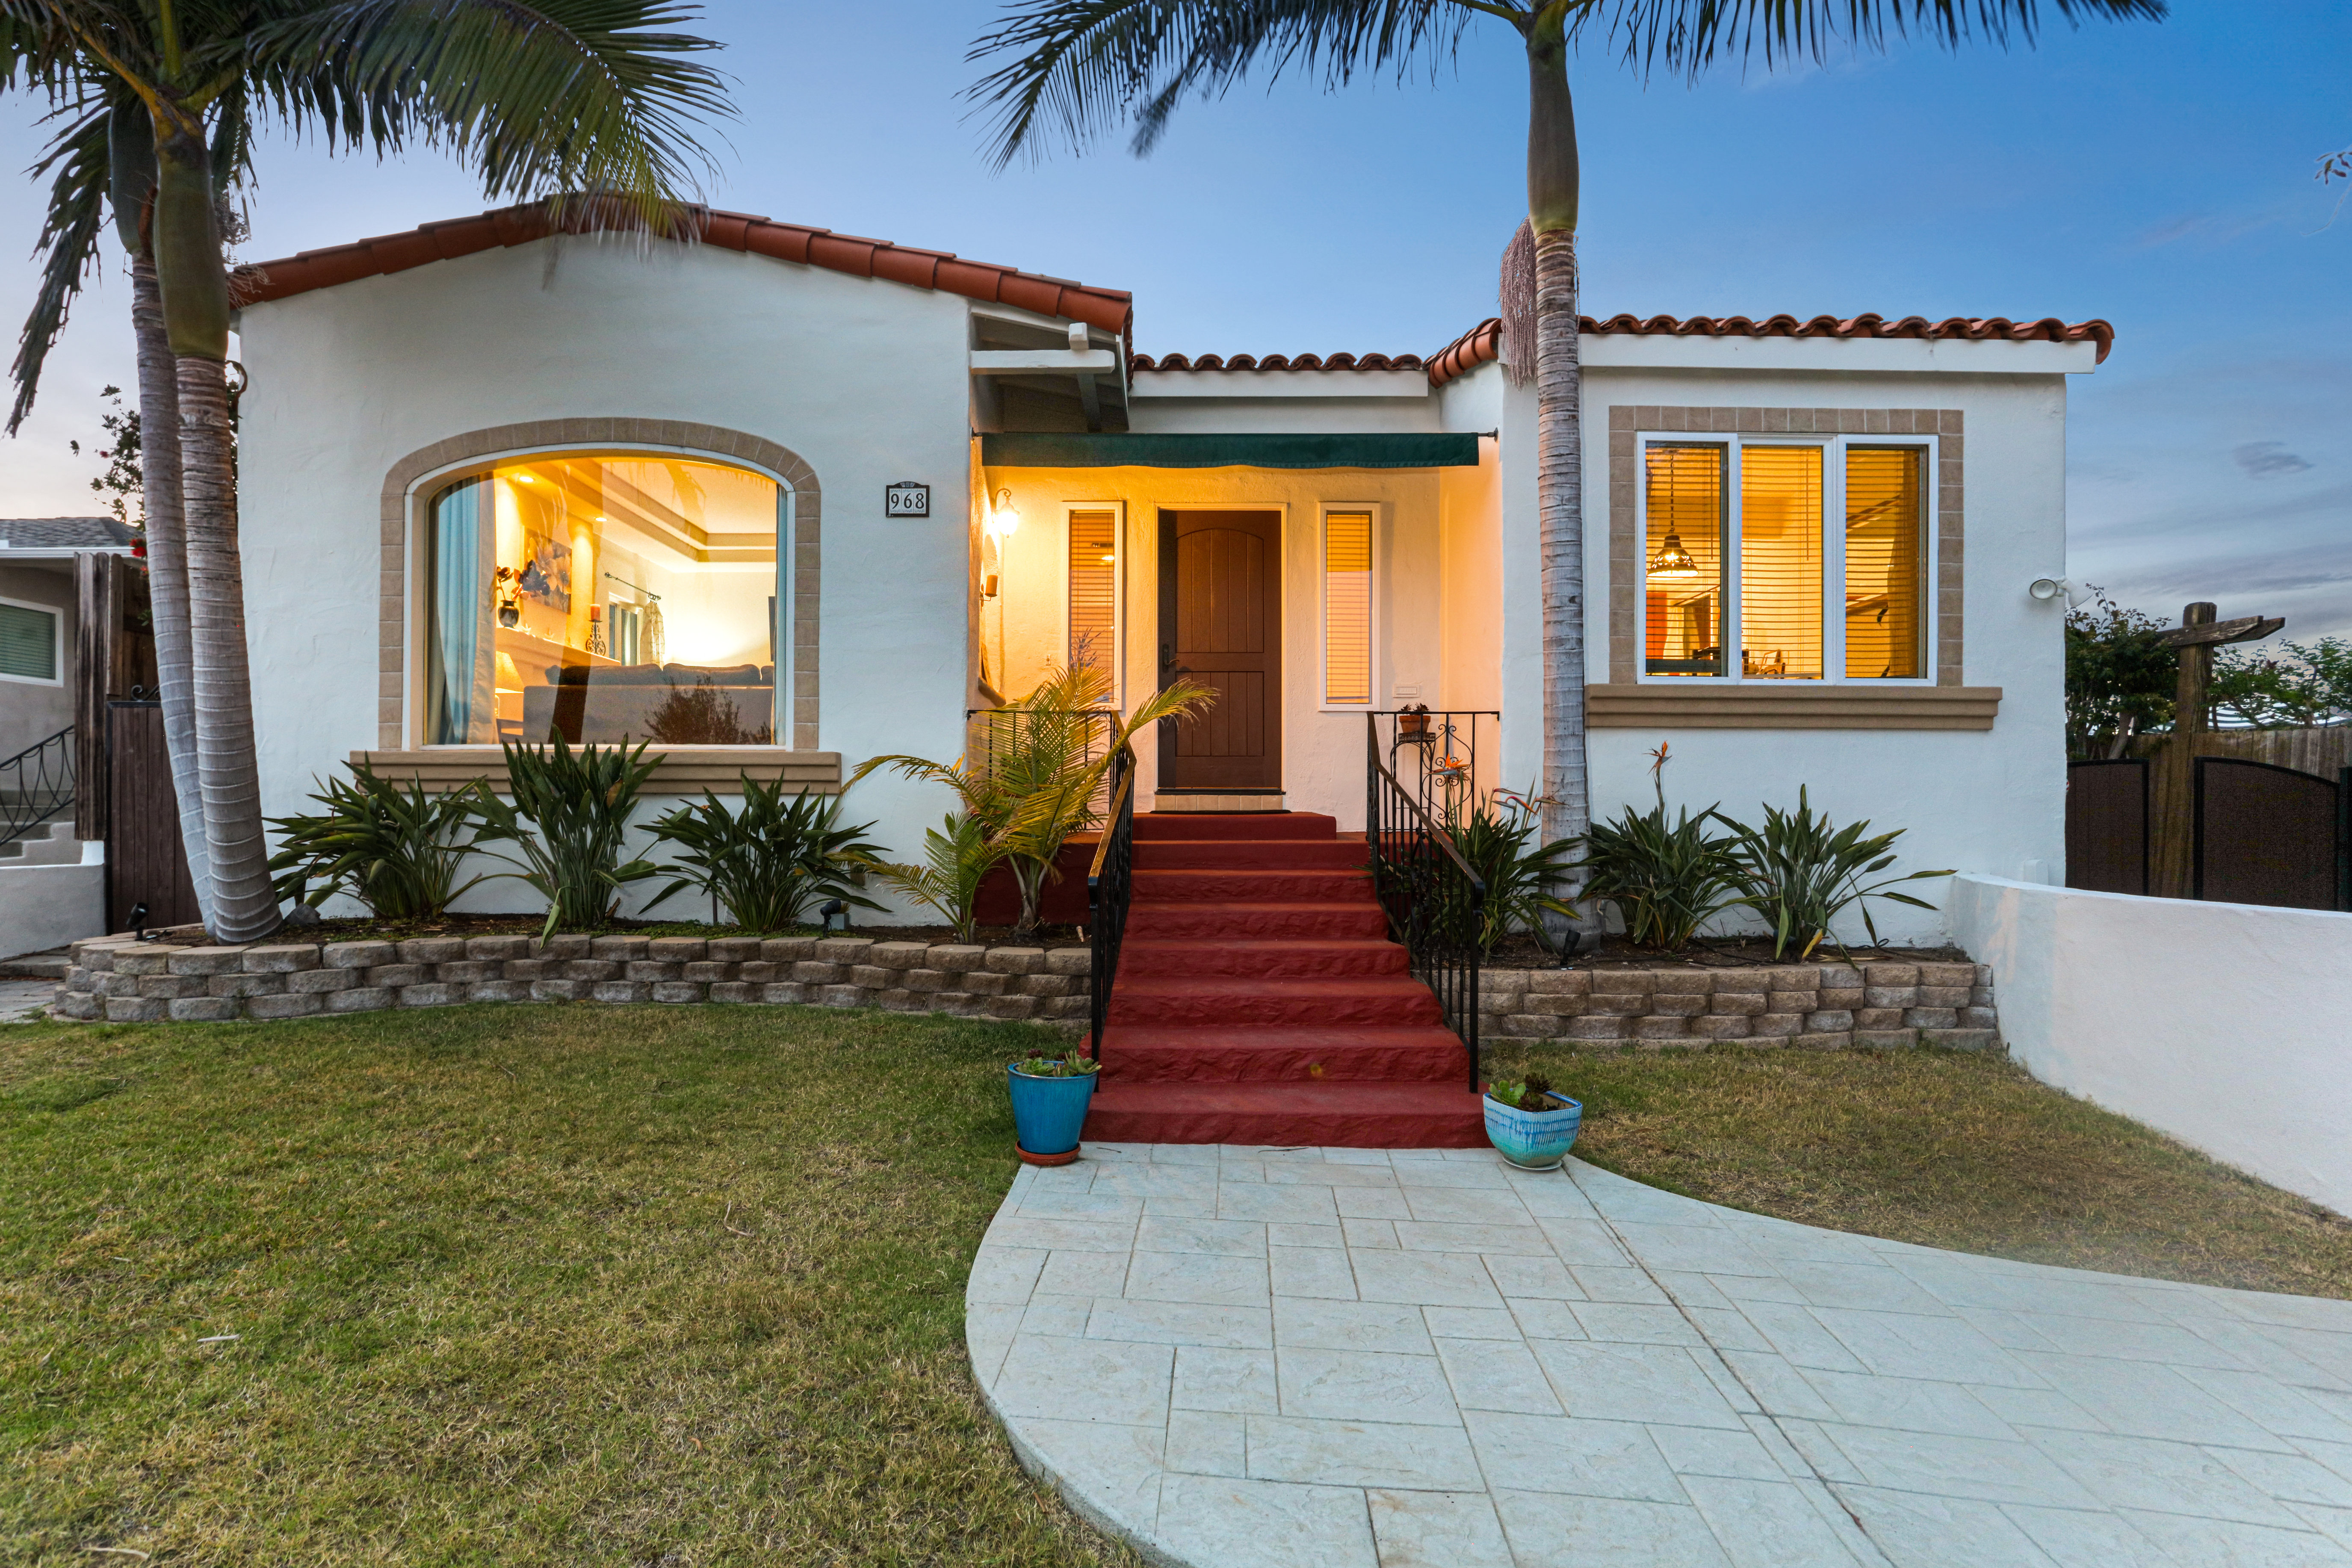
left=2192, top=757, right=2344, bottom=911
left=2065, top=759, right=2148, bottom=896
left=105, top=700, right=201, bottom=932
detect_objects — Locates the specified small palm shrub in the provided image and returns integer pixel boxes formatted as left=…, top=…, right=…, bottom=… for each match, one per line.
left=476, top=737, right=668, bottom=936
left=1575, top=747, right=1739, bottom=948
left=648, top=779, right=886, bottom=931
left=865, top=812, right=1003, bottom=943
left=1447, top=786, right=1578, bottom=956
left=268, top=762, right=496, bottom=920
left=1717, top=787, right=1953, bottom=959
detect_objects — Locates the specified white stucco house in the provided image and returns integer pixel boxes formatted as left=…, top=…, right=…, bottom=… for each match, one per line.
left=230, top=204, right=2109, bottom=939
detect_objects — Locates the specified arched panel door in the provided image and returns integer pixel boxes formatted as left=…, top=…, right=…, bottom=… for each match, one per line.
left=1158, top=510, right=1282, bottom=792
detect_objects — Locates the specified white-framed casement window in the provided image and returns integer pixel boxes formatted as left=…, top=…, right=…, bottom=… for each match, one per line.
left=1320, top=506, right=1376, bottom=708
left=1066, top=503, right=1123, bottom=700
left=0, top=595, right=63, bottom=685
left=1638, top=434, right=1935, bottom=683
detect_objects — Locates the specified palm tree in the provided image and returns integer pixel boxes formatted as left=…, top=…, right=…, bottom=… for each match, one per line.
left=2, top=0, right=731, bottom=941
left=968, top=0, right=2164, bottom=877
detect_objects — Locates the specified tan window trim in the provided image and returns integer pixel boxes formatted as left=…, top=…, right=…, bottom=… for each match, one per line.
left=1587, top=684, right=2000, bottom=731
left=351, top=747, right=844, bottom=794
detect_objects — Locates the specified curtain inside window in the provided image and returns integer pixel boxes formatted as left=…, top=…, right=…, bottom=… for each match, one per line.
left=1643, top=446, right=1727, bottom=676
left=1323, top=511, right=1372, bottom=705
left=428, top=478, right=497, bottom=743
left=1737, top=446, right=1823, bottom=679
left=1069, top=509, right=1118, bottom=678
left=1845, top=447, right=1927, bottom=678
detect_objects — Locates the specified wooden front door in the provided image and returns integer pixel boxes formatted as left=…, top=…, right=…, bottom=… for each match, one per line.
left=1158, top=510, right=1281, bottom=792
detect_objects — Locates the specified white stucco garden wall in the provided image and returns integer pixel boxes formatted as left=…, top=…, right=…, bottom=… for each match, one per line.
left=235, top=237, right=981, bottom=914
left=1952, top=873, right=2352, bottom=1214
left=0, top=842, right=104, bottom=959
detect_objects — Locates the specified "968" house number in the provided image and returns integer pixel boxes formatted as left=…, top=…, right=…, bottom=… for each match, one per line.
left=884, top=481, right=930, bottom=518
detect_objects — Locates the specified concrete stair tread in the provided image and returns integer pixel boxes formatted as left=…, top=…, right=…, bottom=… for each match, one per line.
left=1113, top=975, right=1434, bottom=1000
left=1085, top=1080, right=1488, bottom=1148
left=1135, top=813, right=1338, bottom=841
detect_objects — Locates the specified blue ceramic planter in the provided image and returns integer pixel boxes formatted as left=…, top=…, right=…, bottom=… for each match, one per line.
left=1008, top=1065, right=1098, bottom=1160
left=1483, top=1092, right=1584, bottom=1170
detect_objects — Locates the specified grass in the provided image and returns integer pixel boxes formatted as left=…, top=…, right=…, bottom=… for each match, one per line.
left=9, top=1013, right=2352, bottom=1565
left=1507, top=1041, right=2352, bottom=1299
left=0, top=1005, right=1141, bottom=1568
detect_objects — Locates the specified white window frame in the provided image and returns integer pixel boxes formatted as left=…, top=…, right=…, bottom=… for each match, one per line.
left=1061, top=500, right=1126, bottom=709
left=0, top=594, right=64, bottom=687
left=1317, top=502, right=1381, bottom=712
left=1632, top=431, right=1939, bottom=686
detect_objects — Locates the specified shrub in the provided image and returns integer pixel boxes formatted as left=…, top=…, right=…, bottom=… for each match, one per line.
left=864, top=812, right=1002, bottom=943
left=268, top=762, right=496, bottom=921
left=1575, top=746, right=1738, bottom=948
left=1716, top=787, right=1953, bottom=959
left=475, top=737, right=669, bottom=936
left=648, top=778, right=887, bottom=932
left=1448, top=786, right=1578, bottom=956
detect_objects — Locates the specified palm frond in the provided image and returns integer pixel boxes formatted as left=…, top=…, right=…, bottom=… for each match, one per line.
left=9, top=97, right=110, bottom=434
left=968, top=0, right=1483, bottom=166
left=1590, top=0, right=2166, bottom=80
left=248, top=0, right=732, bottom=234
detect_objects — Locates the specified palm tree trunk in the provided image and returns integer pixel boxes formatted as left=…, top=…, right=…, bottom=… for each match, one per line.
left=1526, top=14, right=1590, bottom=870
left=128, top=254, right=215, bottom=929
left=176, top=353, right=277, bottom=940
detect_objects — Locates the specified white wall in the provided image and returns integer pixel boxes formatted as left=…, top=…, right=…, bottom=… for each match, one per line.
left=0, top=843, right=104, bottom=958
left=1953, top=873, right=2352, bottom=1214
left=236, top=238, right=980, bottom=912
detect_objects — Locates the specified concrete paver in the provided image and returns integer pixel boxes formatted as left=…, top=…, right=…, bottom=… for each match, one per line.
left=969, top=1146, right=2352, bottom=1566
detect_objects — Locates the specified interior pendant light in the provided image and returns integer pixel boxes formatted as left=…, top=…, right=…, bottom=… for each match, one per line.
left=1647, top=530, right=1699, bottom=581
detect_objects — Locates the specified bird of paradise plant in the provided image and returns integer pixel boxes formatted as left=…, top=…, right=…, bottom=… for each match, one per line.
left=854, top=659, right=1214, bottom=935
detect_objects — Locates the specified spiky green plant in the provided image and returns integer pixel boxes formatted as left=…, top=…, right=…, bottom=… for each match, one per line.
left=474, top=737, right=668, bottom=936
left=647, top=778, right=887, bottom=933
left=1448, top=786, right=1578, bottom=956
left=1574, top=745, right=1738, bottom=949
left=854, top=659, right=1212, bottom=934
left=863, top=813, right=1004, bottom=944
left=267, top=760, right=497, bottom=920
left=1717, top=788, right=1954, bottom=959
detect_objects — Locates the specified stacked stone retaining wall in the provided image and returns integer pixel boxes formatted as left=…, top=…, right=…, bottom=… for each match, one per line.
left=52, top=934, right=1093, bottom=1029
left=1479, top=960, right=1999, bottom=1051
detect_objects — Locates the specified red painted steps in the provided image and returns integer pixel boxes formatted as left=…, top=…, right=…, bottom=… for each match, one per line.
left=1086, top=1081, right=1489, bottom=1149
left=1086, top=810, right=1485, bottom=1149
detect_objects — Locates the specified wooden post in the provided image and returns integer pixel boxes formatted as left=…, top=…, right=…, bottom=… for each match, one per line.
left=2150, top=602, right=2286, bottom=898
left=72, top=553, right=115, bottom=841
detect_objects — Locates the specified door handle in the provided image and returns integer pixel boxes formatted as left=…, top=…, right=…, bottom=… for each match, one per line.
left=1161, top=642, right=1175, bottom=672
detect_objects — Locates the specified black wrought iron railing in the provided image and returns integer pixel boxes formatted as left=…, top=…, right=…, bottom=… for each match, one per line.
left=1372, top=708, right=1501, bottom=824
left=0, top=725, right=74, bottom=849
left=1366, top=716, right=1487, bottom=1092
left=1086, top=747, right=1138, bottom=1061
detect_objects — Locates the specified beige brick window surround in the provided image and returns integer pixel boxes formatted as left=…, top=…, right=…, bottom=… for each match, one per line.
left=370, top=419, right=830, bottom=783
left=1593, top=404, right=1998, bottom=731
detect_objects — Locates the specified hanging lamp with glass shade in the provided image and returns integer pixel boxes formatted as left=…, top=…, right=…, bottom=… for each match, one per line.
left=1647, top=529, right=1700, bottom=581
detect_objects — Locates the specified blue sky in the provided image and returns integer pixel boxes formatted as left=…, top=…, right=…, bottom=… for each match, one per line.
left=1, top=2, right=2345, bottom=637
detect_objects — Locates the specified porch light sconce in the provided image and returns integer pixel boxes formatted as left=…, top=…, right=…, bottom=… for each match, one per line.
left=1647, top=531, right=1699, bottom=581
left=986, top=489, right=1021, bottom=539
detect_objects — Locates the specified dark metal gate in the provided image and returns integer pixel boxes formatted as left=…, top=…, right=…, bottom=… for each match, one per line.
left=2065, top=759, right=2149, bottom=896
left=105, top=700, right=201, bottom=933
left=2192, top=757, right=2344, bottom=911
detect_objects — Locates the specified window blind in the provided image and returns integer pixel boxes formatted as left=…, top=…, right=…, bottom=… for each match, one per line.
left=1737, top=446, right=1823, bottom=680
left=0, top=602, right=57, bottom=681
left=1323, top=511, right=1372, bottom=705
left=1643, top=445, right=1726, bottom=676
left=1068, top=510, right=1118, bottom=675
left=1845, top=447, right=1927, bottom=679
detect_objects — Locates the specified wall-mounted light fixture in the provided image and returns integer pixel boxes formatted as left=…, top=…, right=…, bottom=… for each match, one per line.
left=2029, top=578, right=2090, bottom=608
left=987, top=488, right=1021, bottom=539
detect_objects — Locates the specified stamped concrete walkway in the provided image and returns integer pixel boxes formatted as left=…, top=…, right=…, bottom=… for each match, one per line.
left=966, top=1144, right=2352, bottom=1568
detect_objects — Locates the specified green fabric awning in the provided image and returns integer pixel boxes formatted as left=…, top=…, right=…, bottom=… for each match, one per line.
left=980, top=432, right=1483, bottom=470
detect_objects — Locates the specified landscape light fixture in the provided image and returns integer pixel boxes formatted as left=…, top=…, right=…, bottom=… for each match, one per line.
left=1647, top=530, right=1699, bottom=581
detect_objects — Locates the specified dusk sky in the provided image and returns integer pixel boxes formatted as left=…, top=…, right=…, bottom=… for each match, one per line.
left=0, top=2, right=2344, bottom=640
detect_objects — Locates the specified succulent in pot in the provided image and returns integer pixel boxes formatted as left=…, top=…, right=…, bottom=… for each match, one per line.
left=1007, top=1048, right=1102, bottom=1166
left=1483, top=1072, right=1583, bottom=1171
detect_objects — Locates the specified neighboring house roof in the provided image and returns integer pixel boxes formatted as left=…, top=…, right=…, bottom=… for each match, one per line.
left=1145, top=311, right=2116, bottom=390
left=234, top=202, right=1137, bottom=337
left=0, top=516, right=134, bottom=551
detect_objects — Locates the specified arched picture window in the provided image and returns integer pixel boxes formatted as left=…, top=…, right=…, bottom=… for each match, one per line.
left=425, top=453, right=784, bottom=745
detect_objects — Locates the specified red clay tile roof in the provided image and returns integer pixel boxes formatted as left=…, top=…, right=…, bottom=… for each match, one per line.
left=1142, top=311, right=2114, bottom=390
left=234, top=202, right=1136, bottom=337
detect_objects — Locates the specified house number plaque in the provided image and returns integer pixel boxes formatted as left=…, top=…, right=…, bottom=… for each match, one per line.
left=884, top=481, right=930, bottom=518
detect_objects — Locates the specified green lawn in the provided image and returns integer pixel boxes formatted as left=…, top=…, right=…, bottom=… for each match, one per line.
left=7, top=1008, right=2351, bottom=1565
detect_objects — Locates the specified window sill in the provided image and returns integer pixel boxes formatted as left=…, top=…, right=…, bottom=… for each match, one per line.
left=1587, top=684, right=2000, bottom=730
left=352, top=747, right=843, bottom=793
